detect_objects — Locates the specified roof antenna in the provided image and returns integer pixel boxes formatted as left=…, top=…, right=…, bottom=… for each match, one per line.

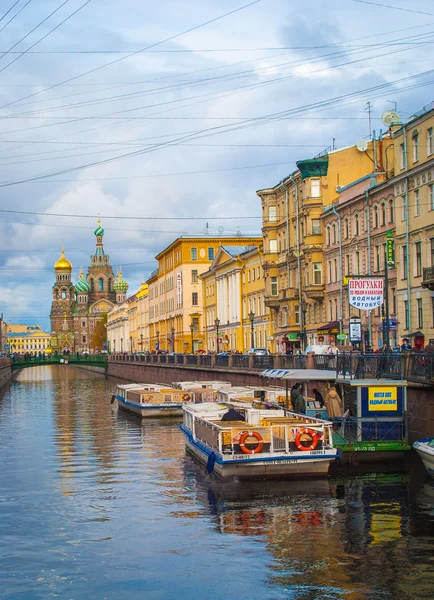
left=205, top=221, right=209, bottom=235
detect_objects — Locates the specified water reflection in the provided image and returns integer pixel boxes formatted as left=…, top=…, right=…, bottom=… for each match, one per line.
left=0, top=366, right=433, bottom=600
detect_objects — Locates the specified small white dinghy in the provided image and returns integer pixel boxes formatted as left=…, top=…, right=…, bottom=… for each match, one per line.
left=413, top=438, right=434, bottom=478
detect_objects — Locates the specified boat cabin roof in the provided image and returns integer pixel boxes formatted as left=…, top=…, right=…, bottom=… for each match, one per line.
left=335, top=379, right=408, bottom=387
left=261, top=369, right=336, bottom=380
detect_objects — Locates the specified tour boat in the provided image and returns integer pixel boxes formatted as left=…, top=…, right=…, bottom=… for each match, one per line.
left=180, top=402, right=338, bottom=479
left=113, top=384, right=193, bottom=418
left=413, top=438, right=434, bottom=478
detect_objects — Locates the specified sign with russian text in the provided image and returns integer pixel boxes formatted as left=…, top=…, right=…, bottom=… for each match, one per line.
left=348, top=278, right=384, bottom=310
left=386, top=230, right=395, bottom=267
left=368, top=387, right=397, bottom=411
left=176, top=272, right=182, bottom=308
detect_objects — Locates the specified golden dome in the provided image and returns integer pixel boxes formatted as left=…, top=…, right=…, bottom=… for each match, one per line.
left=54, top=248, right=72, bottom=272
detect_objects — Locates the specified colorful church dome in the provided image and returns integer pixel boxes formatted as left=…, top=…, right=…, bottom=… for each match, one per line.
left=114, top=268, right=129, bottom=292
left=75, top=268, right=90, bottom=293
left=94, top=217, right=104, bottom=237
left=54, top=247, right=72, bottom=272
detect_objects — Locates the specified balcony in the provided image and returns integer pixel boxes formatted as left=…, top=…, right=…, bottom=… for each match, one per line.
left=422, top=266, right=434, bottom=290
left=264, top=293, right=280, bottom=309
left=304, top=283, right=325, bottom=300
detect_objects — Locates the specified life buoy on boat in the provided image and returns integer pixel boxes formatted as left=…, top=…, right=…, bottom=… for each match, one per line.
left=295, top=428, right=320, bottom=451
left=182, top=394, right=191, bottom=402
left=239, top=431, right=264, bottom=455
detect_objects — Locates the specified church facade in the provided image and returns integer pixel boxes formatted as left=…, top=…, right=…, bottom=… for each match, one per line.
left=50, top=221, right=129, bottom=353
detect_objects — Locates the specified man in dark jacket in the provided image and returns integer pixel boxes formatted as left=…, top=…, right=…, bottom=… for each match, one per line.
left=221, top=406, right=244, bottom=421
left=312, top=388, right=324, bottom=407
left=292, top=387, right=306, bottom=414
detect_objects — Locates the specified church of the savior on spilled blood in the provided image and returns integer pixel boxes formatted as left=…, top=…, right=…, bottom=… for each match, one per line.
left=50, top=221, right=129, bottom=353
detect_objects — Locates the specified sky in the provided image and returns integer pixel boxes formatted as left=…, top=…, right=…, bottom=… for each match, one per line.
left=0, top=0, right=433, bottom=331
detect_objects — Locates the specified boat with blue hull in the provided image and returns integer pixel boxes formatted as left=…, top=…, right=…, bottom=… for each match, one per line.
left=181, top=402, right=338, bottom=479
left=113, top=384, right=193, bottom=418
left=413, top=438, right=434, bottom=477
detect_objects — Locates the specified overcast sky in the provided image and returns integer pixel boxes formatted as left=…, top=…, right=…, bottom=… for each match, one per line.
left=0, top=0, right=433, bottom=331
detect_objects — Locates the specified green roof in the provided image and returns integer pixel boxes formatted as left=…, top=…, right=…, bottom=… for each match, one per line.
left=296, top=156, right=329, bottom=180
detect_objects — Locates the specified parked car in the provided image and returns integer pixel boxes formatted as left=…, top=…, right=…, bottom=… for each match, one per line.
left=245, top=348, right=270, bottom=356
left=303, top=345, right=334, bottom=355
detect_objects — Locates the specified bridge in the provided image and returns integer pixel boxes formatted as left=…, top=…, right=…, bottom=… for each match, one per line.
left=11, top=355, right=108, bottom=371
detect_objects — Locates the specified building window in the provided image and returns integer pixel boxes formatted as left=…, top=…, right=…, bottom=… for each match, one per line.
left=268, top=205, right=277, bottom=222
left=355, top=251, right=360, bottom=275
left=99, top=277, right=104, bottom=291
left=412, top=131, right=419, bottom=163
left=404, top=300, right=410, bottom=329
left=269, top=239, right=278, bottom=253
left=61, top=291, right=66, bottom=299
left=376, top=246, right=381, bottom=272
left=381, top=202, right=386, bottom=226
left=310, top=179, right=321, bottom=198
left=82, top=335, right=86, bottom=343
left=344, top=218, right=349, bottom=239
left=90, top=278, right=94, bottom=292
left=207, top=247, right=214, bottom=260
left=192, top=317, right=199, bottom=330
left=334, top=259, right=338, bottom=282
left=345, top=254, right=350, bottom=275
left=355, top=214, right=359, bottom=236
left=418, top=298, right=423, bottom=329
left=374, top=205, right=378, bottom=228
left=400, top=143, right=405, bottom=169
left=416, top=241, right=422, bottom=276
left=428, top=127, right=433, bottom=156
left=294, top=305, right=300, bottom=325
left=82, top=320, right=85, bottom=327
left=191, top=270, right=198, bottom=283
left=415, top=189, right=420, bottom=216
left=326, top=226, right=331, bottom=246
left=402, top=195, right=406, bottom=220
left=389, top=198, right=394, bottom=223
left=312, top=219, right=321, bottom=235
left=313, top=263, right=322, bottom=285
left=191, top=247, right=197, bottom=261
left=430, top=184, right=434, bottom=211
left=431, top=238, right=434, bottom=266
left=270, top=276, right=278, bottom=296
left=192, top=292, right=198, bottom=306
left=402, top=245, right=408, bottom=279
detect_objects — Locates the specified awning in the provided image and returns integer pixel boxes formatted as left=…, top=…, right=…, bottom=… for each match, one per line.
left=261, top=369, right=336, bottom=381
left=260, top=369, right=292, bottom=378
left=407, top=331, right=424, bottom=338
left=317, top=321, right=340, bottom=334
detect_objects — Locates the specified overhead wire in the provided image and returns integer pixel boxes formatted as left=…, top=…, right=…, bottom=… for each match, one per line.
left=0, top=0, right=22, bottom=23
left=0, top=0, right=33, bottom=35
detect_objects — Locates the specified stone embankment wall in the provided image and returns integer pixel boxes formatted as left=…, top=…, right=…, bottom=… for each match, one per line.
left=0, top=358, right=12, bottom=390
left=74, top=365, right=106, bottom=376
left=107, top=361, right=433, bottom=442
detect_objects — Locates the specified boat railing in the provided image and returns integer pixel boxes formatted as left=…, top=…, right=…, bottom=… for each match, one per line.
left=332, top=414, right=407, bottom=445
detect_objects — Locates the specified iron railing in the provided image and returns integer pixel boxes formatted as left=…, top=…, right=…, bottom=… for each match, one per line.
left=337, top=353, right=403, bottom=380
left=232, top=354, right=249, bottom=368
left=215, top=355, right=229, bottom=367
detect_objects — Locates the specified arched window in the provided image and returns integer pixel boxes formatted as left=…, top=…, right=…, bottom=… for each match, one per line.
left=381, top=202, right=386, bottom=226
left=99, top=277, right=104, bottom=291
left=355, top=214, right=359, bottom=236
left=90, top=278, right=94, bottom=292
left=61, top=290, right=66, bottom=300
left=374, top=205, right=378, bottom=228
left=108, top=278, right=112, bottom=291
left=344, top=218, right=349, bottom=239
left=389, top=198, right=394, bottom=223
left=326, top=226, right=331, bottom=246
left=332, top=223, right=336, bottom=244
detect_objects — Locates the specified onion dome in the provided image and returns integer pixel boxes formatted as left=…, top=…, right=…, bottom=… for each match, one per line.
left=114, top=268, right=129, bottom=292
left=94, top=216, right=104, bottom=237
left=54, top=246, right=72, bottom=272
left=75, top=268, right=90, bottom=293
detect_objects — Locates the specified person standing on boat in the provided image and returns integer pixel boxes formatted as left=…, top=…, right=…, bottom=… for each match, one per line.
left=221, top=405, right=244, bottom=422
left=312, top=388, right=324, bottom=408
left=292, top=386, right=306, bottom=414
left=325, top=386, right=343, bottom=418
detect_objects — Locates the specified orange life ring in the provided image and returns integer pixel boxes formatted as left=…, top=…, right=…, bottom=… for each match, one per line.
left=182, top=394, right=191, bottom=401
left=239, top=431, right=264, bottom=455
left=295, top=428, right=321, bottom=451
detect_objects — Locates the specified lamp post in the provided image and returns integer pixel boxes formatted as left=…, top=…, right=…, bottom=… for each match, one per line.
left=120, top=337, right=123, bottom=353
left=249, top=311, right=255, bottom=348
left=140, top=333, right=143, bottom=350
left=113, top=340, right=116, bottom=354
left=156, top=329, right=160, bottom=351
left=190, top=323, right=194, bottom=354
left=171, top=325, right=175, bottom=353
left=215, top=318, right=220, bottom=353
left=129, top=336, right=133, bottom=354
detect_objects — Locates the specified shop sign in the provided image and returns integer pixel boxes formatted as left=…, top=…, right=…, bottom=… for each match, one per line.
left=176, top=272, right=182, bottom=307
left=337, top=334, right=347, bottom=340
left=289, top=333, right=299, bottom=340
left=386, top=230, right=395, bottom=267
left=348, top=278, right=384, bottom=310
left=368, top=387, right=397, bottom=411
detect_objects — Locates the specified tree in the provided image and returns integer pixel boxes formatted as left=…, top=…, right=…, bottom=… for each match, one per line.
left=93, top=315, right=107, bottom=351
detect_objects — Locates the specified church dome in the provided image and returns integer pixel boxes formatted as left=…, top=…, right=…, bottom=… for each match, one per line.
left=114, top=268, right=129, bottom=292
left=75, top=268, right=90, bottom=293
left=54, top=248, right=72, bottom=272
left=94, top=218, right=104, bottom=237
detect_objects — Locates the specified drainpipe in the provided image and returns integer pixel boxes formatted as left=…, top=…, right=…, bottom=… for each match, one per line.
left=402, top=123, right=411, bottom=333
left=365, top=189, right=372, bottom=349
left=330, top=206, right=343, bottom=336
left=288, top=174, right=304, bottom=350
left=373, top=130, right=377, bottom=172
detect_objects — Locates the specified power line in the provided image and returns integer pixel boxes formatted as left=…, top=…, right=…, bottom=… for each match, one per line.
left=0, top=0, right=262, bottom=111
left=0, top=0, right=33, bottom=35
left=0, top=209, right=260, bottom=220
left=352, top=0, right=434, bottom=17
left=0, top=0, right=22, bottom=23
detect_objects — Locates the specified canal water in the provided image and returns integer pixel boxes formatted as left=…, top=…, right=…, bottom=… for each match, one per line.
left=0, top=367, right=433, bottom=600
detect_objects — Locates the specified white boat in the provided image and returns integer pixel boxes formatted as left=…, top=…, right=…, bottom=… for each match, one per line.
left=113, top=384, right=192, bottom=418
left=413, top=438, right=434, bottom=477
left=180, top=402, right=338, bottom=479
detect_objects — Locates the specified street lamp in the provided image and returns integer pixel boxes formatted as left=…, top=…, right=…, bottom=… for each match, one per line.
left=156, top=329, right=160, bottom=350
left=249, top=311, right=255, bottom=348
left=171, top=324, right=175, bottom=353
left=129, top=336, right=133, bottom=354
left=120, top=337, right=123, bottom=353
left=190, top=323, right=194, bottom=353
left=140, top=333, right=143, bottom=349
left=215, top=318, right=220, bottom=353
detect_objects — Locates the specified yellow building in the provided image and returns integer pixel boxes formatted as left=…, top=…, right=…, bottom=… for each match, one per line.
left=201, top=245, right=273, bottom=352
left=7, top=329, right=51, bottom=355
left=136, top=283, right=149, bottom=352
left=257, top=139, right=393, bottom=350
left=146, top=236, right=262, bottom=353
left=7, top=324, right=42, bottom=333
left=393, top=102, right=434, bottom=347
